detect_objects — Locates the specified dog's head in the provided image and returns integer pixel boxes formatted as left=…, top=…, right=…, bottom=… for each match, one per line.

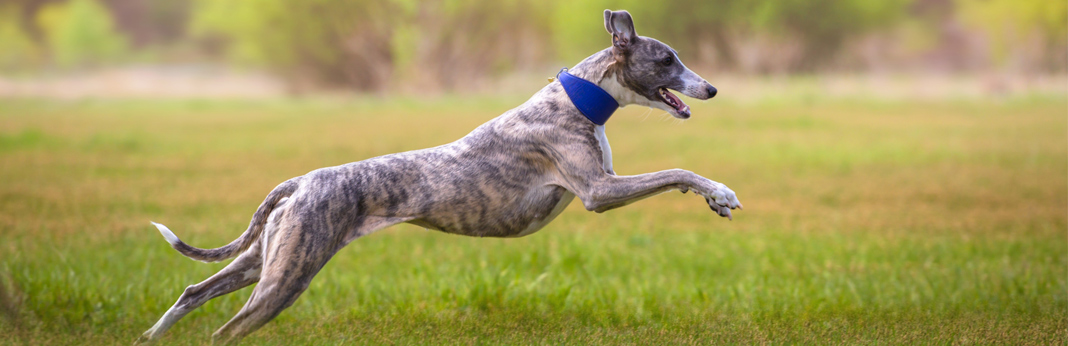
left=599, top=10, right=716, bottom=119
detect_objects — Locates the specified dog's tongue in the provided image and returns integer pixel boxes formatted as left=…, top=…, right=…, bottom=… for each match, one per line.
left=664, top=89, right=689, bottom=113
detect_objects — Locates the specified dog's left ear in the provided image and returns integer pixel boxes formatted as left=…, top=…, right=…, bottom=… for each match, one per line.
left=604, top=10, right=637, bottom=60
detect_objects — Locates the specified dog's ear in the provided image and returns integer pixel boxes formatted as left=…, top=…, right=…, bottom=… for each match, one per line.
left=604, top=10, right=637, bottom=59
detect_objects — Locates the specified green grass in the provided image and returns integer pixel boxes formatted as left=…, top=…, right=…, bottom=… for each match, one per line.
left=0, top=95, right=1065, bottom=345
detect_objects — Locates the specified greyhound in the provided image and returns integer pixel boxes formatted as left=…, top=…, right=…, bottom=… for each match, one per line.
left=136, top=9, right=742, bottom=345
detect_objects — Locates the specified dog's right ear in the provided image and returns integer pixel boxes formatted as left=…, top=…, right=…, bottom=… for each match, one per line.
left=604, top=10, right=637, bottom=60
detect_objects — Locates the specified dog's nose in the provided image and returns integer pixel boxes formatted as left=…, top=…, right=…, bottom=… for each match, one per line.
left=707, top=85, right=717, bottom=99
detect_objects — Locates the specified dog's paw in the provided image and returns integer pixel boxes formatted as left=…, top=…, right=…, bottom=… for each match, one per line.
left=701, top=182, right=742, bottom=220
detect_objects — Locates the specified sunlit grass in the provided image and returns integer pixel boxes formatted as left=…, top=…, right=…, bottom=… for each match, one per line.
left=0, top=95, right=1065, bottom=345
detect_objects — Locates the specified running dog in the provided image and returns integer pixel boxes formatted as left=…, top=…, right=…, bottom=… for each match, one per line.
left=137, top=9, right=742, bottom=345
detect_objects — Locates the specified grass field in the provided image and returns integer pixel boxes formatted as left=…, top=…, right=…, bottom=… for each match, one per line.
left=0, top=94, right=1065, bottom=345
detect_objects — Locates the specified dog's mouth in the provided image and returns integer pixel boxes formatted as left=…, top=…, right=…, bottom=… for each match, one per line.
left=658, top=87, right=690, bottom=118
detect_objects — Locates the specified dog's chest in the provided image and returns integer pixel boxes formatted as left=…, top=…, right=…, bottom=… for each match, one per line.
left=511, top=126, right=607, bottom=236
left=512, top=191, right=575, bottom=237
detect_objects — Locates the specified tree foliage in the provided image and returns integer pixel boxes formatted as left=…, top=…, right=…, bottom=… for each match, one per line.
left=36, top=0, right=127, bottom=69
left=0, top=4, right=42, bottom=71
left=5, top=0, right=1064, bottom=89
left=958, top=0, right=1068, bottom=70
left=191, top=0, right=559, bottom=91
left=188, top=0, right=915, bottom=91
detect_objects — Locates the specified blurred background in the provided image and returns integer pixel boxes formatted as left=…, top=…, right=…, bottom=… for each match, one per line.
left=1, top=1, right=1066, bottom=344
left=0, top=0, right=1065, bottom=98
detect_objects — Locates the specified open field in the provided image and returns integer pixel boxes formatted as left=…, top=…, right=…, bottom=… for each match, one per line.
left=0, top=94, right=1065, bottom=344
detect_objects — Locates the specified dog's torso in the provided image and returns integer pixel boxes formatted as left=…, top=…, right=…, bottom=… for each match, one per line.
left=286, top=67, right=612, bottom=239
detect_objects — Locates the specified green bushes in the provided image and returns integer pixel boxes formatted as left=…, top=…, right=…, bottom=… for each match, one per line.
left=187, top=0, right=914, bottom=91
left=36, top=0, right=127, bottom=69
left=3, top=0, right=1066, bottom=90
left=0, top=4, right=41, bottom=72
left=190, top=0, right=556, bottom=91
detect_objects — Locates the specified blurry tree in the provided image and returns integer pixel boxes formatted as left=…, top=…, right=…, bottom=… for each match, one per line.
left=6, top=0, right=192, bottom=67
left=187, top=0, right=914, bottom=91
left=192, top=0, right=399, bottom=92
left=408, top=0, right=553, bottom=89
left=549, top=0, right=613, bottom=65
left=35, top=0, right=127, bottom=68
left=760, top=0, right=910, bottom=72
left=9, top=0, right=52, bottom=47
left=590, top=0, right=908, bottom=73
left=957, top=0, right=1067, bottom=72
left=99, top=0, right=191, bottom=47
left=191, top=0, right=557, bottom=92
left=0, top=4, right=43, bottom=71
left=3, top=0, right=1063, bottom=86
left=94, top=0, right=1054, bottom=91
left=609, top=0, right=755, bottom=71
left=906, top=0, right=982, bottom=72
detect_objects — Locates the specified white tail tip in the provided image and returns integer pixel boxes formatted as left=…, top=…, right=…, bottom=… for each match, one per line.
left=151, top=221, right=180, bottom=245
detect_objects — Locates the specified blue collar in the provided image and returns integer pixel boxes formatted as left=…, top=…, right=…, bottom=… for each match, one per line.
left=557, top=68, right=618, bottom=126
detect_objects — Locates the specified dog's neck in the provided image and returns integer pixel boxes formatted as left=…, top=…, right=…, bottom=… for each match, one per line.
left=565, top=48, right=616, bottom=82
left=502, top=49, right=630, bottom=129
left=557, top=68, right=618, bottom=126
left=568, top=49, right=649, bottom=110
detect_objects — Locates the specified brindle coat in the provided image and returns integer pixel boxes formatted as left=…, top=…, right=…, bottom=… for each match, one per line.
left=136, top=10, right=742, bottom=345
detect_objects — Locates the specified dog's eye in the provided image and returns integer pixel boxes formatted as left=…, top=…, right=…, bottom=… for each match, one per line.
left=660, top=56, right=673, bottom=66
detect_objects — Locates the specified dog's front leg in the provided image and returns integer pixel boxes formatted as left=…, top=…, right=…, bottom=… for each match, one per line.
left=578, top=169, right=742, bottom=218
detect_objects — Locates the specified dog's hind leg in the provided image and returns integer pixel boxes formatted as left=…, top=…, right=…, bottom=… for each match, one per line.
left=135, top=242, right=263, bottom=345
left=209, top=215, right=406, bottom=345
left=209, top=223, right=335, bottom=345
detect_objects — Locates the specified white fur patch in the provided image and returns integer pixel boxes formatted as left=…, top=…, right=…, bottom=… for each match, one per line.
left=262, top=197, right=289, bottom=256
left=151, top=221, right=179, bottom=245
left=598, top=75, right=676, bottom=115
left=241, top=267, right=260, bottom=281
left=594, top=125, right=614, bottom=174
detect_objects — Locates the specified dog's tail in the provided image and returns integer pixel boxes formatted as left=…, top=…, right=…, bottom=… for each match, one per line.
left=150, top=178, right=301, bottom=263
